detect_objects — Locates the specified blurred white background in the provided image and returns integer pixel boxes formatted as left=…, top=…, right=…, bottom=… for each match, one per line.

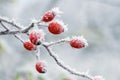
left=0, top=0, right=120, bottom=80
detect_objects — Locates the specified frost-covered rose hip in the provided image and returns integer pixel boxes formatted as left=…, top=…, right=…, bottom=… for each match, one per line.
left=42, top=7, right=62, bottom=22
left=23, top=41, right=36, bottom=51
left=36, top=61, right=47, bottom=73
left=29, top=30, right=45, bottom=45
left=42, top=11, right=55, bottom=22
left=70, top=39, right=85, bottom=48
left=70, top=36, right=88, bottom=49
left=48, top=21, right=67, bottom=34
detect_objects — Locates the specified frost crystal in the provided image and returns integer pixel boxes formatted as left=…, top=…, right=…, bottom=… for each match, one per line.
left=72, top=36, right=88, bottom=47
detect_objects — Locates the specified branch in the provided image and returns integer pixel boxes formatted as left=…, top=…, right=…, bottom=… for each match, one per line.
left=0, top=21, right=9, bottom=31
left=14, top=34, right=24, bottom=43
left=43, top=44, right=93, bottom=80
left=0, top=17, right=47, bottom=35
left=0, top=30, right=22, bottom=35
left=0, top=21, right=34, bottom=35
left=22, top=23, right=34, bottom=33
left=0, top=17, right=22, bottom=29
left=34, top=47, right=41, bottom=60
left=43, top=37, right=70, bottom=47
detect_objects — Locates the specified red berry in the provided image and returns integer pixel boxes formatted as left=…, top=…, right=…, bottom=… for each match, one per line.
left=23, top=41, right=36, bottom=51
left=48, top=21, right=64, bottom=34
left=70, top=39, right=85, bottom=49
left=42, top=11, right=55, bottom=22
left=29, top=30, right=45, bottom=45
left=36, top=61, right=47, bottom=73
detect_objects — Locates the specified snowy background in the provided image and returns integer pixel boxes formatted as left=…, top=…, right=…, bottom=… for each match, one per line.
left=0, top=0, right=120, bottom=80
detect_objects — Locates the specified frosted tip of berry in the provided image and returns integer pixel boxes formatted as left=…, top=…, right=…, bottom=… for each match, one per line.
left=52, top=7, right=63, bottom=17
left=93, top=76, right=105, bottom=80
left=72, top=36, right=88, bottom=47
left=55, top=20, right=68, bottom=31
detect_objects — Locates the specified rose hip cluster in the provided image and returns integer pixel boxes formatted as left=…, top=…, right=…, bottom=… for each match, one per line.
left=23, top=8, right=88, bottom=74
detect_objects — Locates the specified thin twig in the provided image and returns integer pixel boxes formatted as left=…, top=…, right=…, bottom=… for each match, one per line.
left=0, top=21, right=9, bottom=31
left=14, top=34, right=24, bottom=43
left=0, top=17, right=34, bottom=35
left=0, top=30, right=22, bottom=35
left=0, top=18, right=45, bottom=35
left=22, top=23, right=34, bottom=33
left=44, top=38, right=70, bottom=47
left=0, top=17, right=22, bottom=29
left=37, top=24, right=48, bottom=27
left=0, top=23, right=34, bottom=35
left=43, top=44, right=93, bottom=80
left=0, top=20, right=24, bottom=43
left=35, top=47, right=41, bottom=60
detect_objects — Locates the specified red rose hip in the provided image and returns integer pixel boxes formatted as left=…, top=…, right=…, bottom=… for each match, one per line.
left=36, top=61, right=47, bottom=73
left=70, top=36, right=88, bottom=49
left=29, top=30, right=45, bottom=45
left=42, top=7, right=62, bottom=22
left=48, top=21, right=67, bottom=34
left=23, top=41, right=36, bottom=51
left=42, top=11, right=55, bottom=22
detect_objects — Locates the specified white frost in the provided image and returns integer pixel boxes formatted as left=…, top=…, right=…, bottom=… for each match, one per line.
left=72, top=36, right=88, bottom=47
